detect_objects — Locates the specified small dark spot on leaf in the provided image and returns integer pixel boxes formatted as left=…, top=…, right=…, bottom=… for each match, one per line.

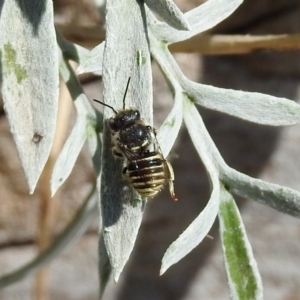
left=223, top=183, right=231, bottom=191
left=186, top=95, right=196, bottom=103
left=32, top=132, right=43, bottom=144
left=130, top=197, right=142, bottom=207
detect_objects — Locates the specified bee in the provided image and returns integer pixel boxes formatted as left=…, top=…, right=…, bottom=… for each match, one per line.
left=94, top=78, right=177, bottom=201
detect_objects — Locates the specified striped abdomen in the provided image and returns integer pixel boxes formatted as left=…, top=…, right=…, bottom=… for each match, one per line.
left=124, top=152, right=167, bottom=198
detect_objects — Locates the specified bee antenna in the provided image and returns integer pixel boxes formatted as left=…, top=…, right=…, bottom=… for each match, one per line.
left=93, top=99, right=118, bottom=115
left=122, top=77, right=131, bottom=110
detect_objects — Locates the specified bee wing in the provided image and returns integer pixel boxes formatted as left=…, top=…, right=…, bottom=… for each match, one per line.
left=150, top=127, right=165, bottom=158
left=118, top=144, right=142, bottom=161
left=150, top=127, right=178, bottom=201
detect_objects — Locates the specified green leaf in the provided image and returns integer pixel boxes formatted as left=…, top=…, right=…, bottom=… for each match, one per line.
left=219, top=186, right=263, bottom=300
left=0, top=0, right=59, bottom=193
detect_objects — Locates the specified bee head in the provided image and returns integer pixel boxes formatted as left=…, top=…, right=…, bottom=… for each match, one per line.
left=109, top=109, right=140, bottom=132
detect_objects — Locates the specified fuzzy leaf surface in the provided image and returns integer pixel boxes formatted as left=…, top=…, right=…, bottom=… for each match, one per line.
left=161, top=99, right=221, bottom=273
left=157, top=90, right=183, bottom=157
left=224, top=168, right=300, bottom=218
left=77, top=42, right=105, bottom=75
left=145, top=0, right=190, bottom=31
left=219, top=186, right=263, bottom=300
left=101, top=0, right=152, bottom=282
left=51, top=53, right=98, bottom=195
left=149, top=0, right=243, bottom=44
left=184, top=80, right=300, bottom=126
left=0, top=0, right=59, bottom=192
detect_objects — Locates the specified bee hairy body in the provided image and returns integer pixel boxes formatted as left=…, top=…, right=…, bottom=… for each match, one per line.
left=110, top=115, right=177, bottom=201
left=111, top=120, right=152, bottom=156
left=123, top=152, right=171, bottom=199
left=94, top=78, right=177, bottom=201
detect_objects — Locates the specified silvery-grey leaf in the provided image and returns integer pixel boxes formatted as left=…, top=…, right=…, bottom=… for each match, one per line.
left=184, top=79, right=300, bottom=126
left=0, top=0, right=59, bottom=193
left=87, top=125, right=102, bottom=192
left=157, top=91, right=183, bottom=157
left=51, top=114, right=87, bottom=196
left=101, top=0, right=152, bottom=282
left=161, top=99, right=221, bottom=273
left=145, top=0, right=190, bottom=31
left=77, top=42, right=105, bottom=76
left=149, top=0, right=243, bottom=44
left=51, top=51, right=98, bottom=195
left=224, top=167, right=300, bottom=218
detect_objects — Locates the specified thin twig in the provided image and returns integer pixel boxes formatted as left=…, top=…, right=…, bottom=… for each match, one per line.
left=169, top=33, right=300, bottom=54
left=56, top=22, right=300, bottom=55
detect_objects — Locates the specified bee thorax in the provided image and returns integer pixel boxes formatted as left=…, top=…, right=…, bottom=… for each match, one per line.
left=119, top=123, right=151, bottom=149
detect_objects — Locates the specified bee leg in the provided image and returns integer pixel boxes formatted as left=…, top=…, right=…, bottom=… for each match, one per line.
left=112, top=146, right=123, bottom=158
left=164, top=161, right=178, bottom=201
left=152, top=127, right=158, bottom=136
left=146, top=126, right=159, bottom=151
left=146, top=125, right=157, bottom=136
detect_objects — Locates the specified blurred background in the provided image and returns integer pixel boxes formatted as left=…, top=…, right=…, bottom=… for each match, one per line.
left=1, top=0, right=300, bottom=299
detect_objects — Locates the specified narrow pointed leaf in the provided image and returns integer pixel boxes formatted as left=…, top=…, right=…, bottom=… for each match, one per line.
left=150, top=38, right=184, bottom=158
left=224, top=168, right=300, bottom=218
left=161, top=99, right=221, bottom=274
left=149, top=0, right=243, bottom=44
left=77, top=42, right=105, bottom=75
left=145, top=0, right=190, bottom=31
left=184, top=80, right=300, bottom=126
left=182, top=96, right=226, bottom=167
left=157, top=91, right=183, bottom=157
left=0, top=0, right=59, bottom=193
left=51, top=114, right=87, bottom=195
left=51, top=52, right=99, bottom=195
left=161, top=179, right=220, bottom=274
left=101, top=0, right=152, bottom=281
left=219, top=186, right=263, bottom=300
left=151, top=21, right=300, bottom=127
left=87, top=123, right=103, bottom=192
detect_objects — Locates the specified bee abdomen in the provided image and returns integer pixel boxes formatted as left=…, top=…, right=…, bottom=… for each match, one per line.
left=125, top=155, right=166, bottom=198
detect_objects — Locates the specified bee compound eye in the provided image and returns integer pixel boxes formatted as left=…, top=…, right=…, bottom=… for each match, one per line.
left=108, top=118, right=118, bottom=131
left=134, top=110, right=140, bottom=119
